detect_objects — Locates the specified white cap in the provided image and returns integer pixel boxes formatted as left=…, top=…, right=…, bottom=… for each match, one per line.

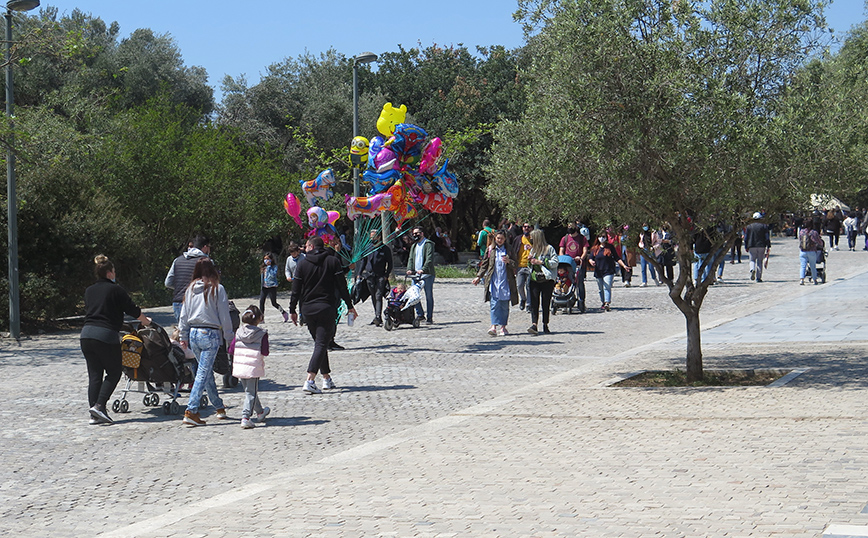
left=752, top=212, right=762, bottom=219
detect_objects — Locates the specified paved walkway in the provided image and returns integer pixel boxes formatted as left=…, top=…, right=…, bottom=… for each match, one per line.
left=3, top=237, right=868, bottom=537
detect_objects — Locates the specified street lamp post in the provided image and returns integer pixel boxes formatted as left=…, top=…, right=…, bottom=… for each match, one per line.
left=351, top=51, right=377, bottom=240
left=6, top=0, right=39, bottom=339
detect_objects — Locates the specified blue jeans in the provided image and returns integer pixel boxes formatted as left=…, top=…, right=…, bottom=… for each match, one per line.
left=414, top=274, right=435, bottom=322
left=515, top=267, right=531, bottom=304
left=489, top=298, right=510, bottom=326
left=799, top=250, right=817, bottom=279
left=596, top=274, right=614, bottom=304
left=173, top=302, right=183, bottom=324
left=693, top=252, right=711, bottom=282
left=640, top=256, right=657, bottom=284
left=187, top=328, right=225, bottom=414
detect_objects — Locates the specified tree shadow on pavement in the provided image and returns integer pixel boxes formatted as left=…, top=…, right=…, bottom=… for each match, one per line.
left=334, top=384, right=416, bottom=392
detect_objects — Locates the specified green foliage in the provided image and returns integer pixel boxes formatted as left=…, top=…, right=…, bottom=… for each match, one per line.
left=491, top=0, right=830, bottom=379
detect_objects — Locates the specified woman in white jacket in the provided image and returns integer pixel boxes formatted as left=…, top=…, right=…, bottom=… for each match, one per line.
left=526, top=229, right=558, bottom=335
left=231, top=305, right=270, bottom=429
left=178, top=258, right=234, bottom=426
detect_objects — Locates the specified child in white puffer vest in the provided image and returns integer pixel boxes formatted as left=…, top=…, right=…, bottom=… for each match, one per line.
left=230, top=305, right=270, bottom=429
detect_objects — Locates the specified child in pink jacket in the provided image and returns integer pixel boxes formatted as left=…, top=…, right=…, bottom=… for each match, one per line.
left=230, top=305, right=270, bottom=429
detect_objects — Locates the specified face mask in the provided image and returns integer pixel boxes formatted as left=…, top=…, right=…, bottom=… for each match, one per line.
left=264, top=259, right=271, bottom=266
left=598, top=237, right=606, bottom=244
left=110, top=276, right=116, bottom=283
left=643, top=226, right=649, bottom=231
left=412, top=234, right=421, bottom=241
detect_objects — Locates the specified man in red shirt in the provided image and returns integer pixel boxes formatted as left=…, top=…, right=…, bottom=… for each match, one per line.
left=559, top=225, right=589, bottom=312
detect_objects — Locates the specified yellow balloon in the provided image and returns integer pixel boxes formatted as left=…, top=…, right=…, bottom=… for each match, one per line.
left=376, top=102, right=407, bottom=137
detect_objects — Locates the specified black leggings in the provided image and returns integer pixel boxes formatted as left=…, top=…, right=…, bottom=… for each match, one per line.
left=259, top=287, right=286, bottom=314
left=304, top=309, right=336, bottom=375
left=528, top=279, right=555, bottom=326
left=80, top=338, right=123, bottom=408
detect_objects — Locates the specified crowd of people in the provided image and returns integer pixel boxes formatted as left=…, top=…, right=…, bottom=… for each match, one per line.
left=80, top=205, right=860, bottom=426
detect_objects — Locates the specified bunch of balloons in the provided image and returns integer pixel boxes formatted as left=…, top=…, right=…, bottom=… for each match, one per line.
left=284, top=168, right=343, bottom=243
left=345, top=102, right=459, bottom=227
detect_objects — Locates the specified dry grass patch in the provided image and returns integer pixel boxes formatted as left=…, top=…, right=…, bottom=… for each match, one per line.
left=614, top=369, right=786, bottom=387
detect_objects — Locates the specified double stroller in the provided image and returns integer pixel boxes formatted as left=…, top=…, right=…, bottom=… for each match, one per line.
left=115, top=321, right=197, bottom=416
left=551, top=255, right=582, bottom=314
left=383, top=276, right=425, bottom=331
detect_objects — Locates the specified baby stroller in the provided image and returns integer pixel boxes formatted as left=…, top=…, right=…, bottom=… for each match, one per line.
left=551, top=255, right=579, bottom=314
left=115, top=321, right=197, bottom=416
left=383, top=276, right=425, bottom=331
left=807, top=246, right=827, bottom=284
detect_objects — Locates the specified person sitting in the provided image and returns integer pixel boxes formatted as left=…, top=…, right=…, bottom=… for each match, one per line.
left=554, top=267, right=573, bottom=294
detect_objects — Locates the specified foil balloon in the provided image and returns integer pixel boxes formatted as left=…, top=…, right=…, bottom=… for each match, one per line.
left=362, top=169, right=401, bottom=195
left=431, top=159, right=459, bottom=198
left=345, top=193, right=391, bottom=220
left=284, top=193, right=303, bottom=228
left=367, top=136, right=385, bottom=168
left=388, top=123, right=428, bottom=159
left=327, top=210, right=340, bottom=226
left=420, top=192, right=454, bottom=214
left=301, top=168, right=336, bottom=206
left=419, top=137, right=442, bottom=174
left=386, top=179, right=406, bottom=211
left=376, top=102, right=407, bottom=137
left=349, top=136, right=369, bottom=168
left=374, top=146, right=398, bottom=172
left=393, top=202, right=418, bottom=228
left=307, top=206, right=329, bottom=230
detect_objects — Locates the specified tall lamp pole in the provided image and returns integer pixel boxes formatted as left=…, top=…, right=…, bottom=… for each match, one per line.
left=5, top=0, right=38, bottom=340
left=352, top=51, right=377, bottom=238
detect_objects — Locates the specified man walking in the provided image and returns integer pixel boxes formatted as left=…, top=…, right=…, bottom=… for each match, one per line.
left=407, top=226, right=435, bottom=324
left=513, top=223, right=533, bottom=310
left=289, top=237, right=356, bottom=394
left=359, top=230, right=393, bottom=326
left=744, top=212, right=771, bottom=283
left=165, top=235, right=210, bottom=323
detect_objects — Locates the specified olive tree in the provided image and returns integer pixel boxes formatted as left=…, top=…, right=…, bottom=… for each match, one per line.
left=487, top=0, right=833, bottom=380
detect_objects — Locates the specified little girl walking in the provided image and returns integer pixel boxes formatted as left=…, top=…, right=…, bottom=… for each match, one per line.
left=230, top=305, right=271, bottom=429
left=260, top=252, right=288, bottom=322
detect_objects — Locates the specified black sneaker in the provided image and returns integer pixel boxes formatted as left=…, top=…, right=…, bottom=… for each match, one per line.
left=329, top=342, right=345, bottom=351
left=89, top=405, right=114, bottom=424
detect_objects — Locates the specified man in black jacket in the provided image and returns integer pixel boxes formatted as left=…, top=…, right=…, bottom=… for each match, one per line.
left=290, top=236, right=357, bottom=394
left=359, top=230, right=393, bottom=326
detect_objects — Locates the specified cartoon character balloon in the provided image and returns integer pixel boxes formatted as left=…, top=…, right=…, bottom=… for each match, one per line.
left=376, top=102, right=407, bottom=137
left=300, top=169, right=336, bottom=206
left=349, top=136, right=369, bottom=168
left=306, top=206, right=340, bottom=242
left=419, top=137, right=442, bottom=174
left=345, top=193, right=391, bottom=220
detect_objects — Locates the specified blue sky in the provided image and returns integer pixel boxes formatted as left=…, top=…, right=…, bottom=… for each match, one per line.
left=40, top=0, right=867, bottom=102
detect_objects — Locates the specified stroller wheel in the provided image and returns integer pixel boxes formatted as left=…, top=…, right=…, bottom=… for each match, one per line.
left=200, top=395, right=208, bottom=408
left=112, top=399, right=121, bottom=413
left=170, top=401, right=181, bottom=415
left=120, top=400, right=130, bottom=413
left=412, top=318, right=421, bottom=328
left=383, top=318, right=394, bottom=331
left=162, top=401, right=171, bottom=415
left=143, top=394, right=150, bottom=406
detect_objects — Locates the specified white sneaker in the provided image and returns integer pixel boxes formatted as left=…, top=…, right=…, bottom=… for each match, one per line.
left=303, top=380, right=322, bottom=394
left=322, top=378, right=337, bottom=390
left=639, top=282, right=647, bottom=287
left=254, top=407, right=270, bottom=423
left=240, top=418, right=254, bottom=429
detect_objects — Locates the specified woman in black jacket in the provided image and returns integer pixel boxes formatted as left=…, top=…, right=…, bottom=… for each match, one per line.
left=80, top=255, right=151, bottom=425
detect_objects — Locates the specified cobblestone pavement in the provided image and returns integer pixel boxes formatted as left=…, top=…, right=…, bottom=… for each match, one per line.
left=3, top=237, right=868, bottom=537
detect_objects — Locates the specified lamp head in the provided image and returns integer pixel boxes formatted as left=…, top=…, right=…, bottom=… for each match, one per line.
left=7, top=0, right=39, bottom=11
left=354, top=52, right=378, bottom=65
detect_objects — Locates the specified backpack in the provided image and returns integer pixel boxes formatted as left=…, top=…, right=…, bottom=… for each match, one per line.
left=121, top=333, right=144, bottom=368
left=800, top=231, right=816, bottom=251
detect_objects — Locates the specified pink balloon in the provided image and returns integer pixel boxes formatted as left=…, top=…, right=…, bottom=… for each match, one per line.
left=284, top=193, right=302, bottom=227
left=327, top=210, right=341, bottom=226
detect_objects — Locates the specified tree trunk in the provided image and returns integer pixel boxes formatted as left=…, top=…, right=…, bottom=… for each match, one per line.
left=685, top=309, right=703, bottom=381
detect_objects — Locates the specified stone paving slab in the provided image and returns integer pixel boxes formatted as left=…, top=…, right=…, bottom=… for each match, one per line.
left=3, top=236, right=868, bottom=537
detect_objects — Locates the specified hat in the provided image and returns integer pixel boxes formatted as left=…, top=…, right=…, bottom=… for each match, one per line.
left=752, top=212, right=762, bottom=219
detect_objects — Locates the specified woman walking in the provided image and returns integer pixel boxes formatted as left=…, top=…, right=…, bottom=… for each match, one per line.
left=178, top=257, right=235, bottom=426
left=473, top=229, right=518, bottom=336
left=81, top=255, right=151, bottom=425
left=526, top=229, right=558, bottom=335
left=589, top=235, right=631, bottom=311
